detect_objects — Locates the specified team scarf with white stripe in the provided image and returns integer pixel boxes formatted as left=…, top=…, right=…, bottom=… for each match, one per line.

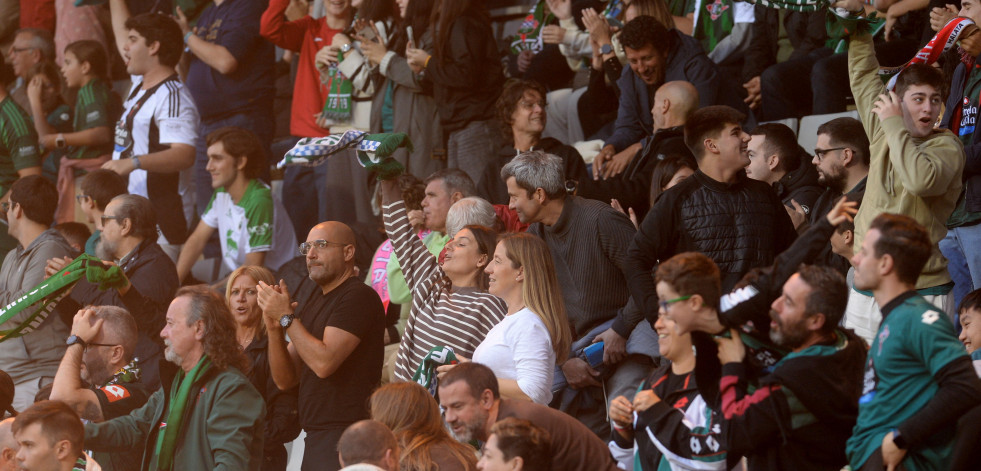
left=412, top=346, right=459, bottom=397
left=880, top=16, right=976, bottom=89
left=0, top=254, right=126, bottom=342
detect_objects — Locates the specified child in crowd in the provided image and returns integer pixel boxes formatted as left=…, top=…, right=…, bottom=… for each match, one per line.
left=958, top=289, right=981, bottom=371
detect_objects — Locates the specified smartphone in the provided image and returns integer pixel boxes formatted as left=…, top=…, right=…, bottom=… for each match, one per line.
left=407, top=26, right=415, bottom=46
left=583, top=342, right=605, bottom=368
left=358, top=26, right=377, bottom=42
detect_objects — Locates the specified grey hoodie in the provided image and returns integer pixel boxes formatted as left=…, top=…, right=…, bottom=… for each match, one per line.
left=0, top=229, right=74, bottom=384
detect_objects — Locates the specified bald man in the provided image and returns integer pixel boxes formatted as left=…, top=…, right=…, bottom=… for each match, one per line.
left=337, top=420, right=399, bottom=471
left=257, top=221, right=385, bottom=471
left=0, top=418, right=17, bottom=471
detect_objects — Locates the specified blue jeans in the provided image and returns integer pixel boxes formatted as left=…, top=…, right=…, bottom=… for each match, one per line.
left=940, top=223, right=981, bottom=310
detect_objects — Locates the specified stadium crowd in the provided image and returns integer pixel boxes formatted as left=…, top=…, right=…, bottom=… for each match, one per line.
left=0, top=0, right=981, bottom=470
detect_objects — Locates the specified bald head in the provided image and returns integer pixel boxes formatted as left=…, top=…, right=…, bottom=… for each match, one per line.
left=305, top=221, right=357, bottom=290
left=653, top=81, right=699, bottom=131
left=0, top=418, right=16, bottom=470
left=309, top=221, right=356, bottom=247
left=338, top=420, right=399, bottom=470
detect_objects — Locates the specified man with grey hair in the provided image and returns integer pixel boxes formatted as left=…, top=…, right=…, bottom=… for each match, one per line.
left=46, top=194, right=179, bottom=390
left=446, top=197, right=497, bottom=237
left=6, top=28, right=54, bottom=111
left=501, top=150, right=656, bottom=437
left=0, top=418, right=18, bottom=471
left=50, top=306, right=149, bottom=471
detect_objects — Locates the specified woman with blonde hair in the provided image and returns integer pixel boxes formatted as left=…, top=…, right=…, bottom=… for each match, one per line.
left=225, top=265, right=300, bottom=471
left=370, top=382, right=477, bottom=471
left=440, top=233, right=572, bottom=405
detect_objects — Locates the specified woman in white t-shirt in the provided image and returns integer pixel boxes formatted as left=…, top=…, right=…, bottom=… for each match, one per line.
left=441, top=233, right=572, bottom=404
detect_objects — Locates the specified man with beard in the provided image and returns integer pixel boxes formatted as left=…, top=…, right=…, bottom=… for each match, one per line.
left=258, top=221, right=385, bottom=471
left=49, top=306, right=149, bottom=471
left=713, top=265, right=867, bottom=470
left=46, top=194, right=178, bottom=390
left=438, top=362, right=618, bottom=471
left=84, top=285, right=264, bottom=470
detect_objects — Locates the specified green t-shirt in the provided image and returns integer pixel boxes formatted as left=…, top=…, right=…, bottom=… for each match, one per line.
left=847, top=294, right=968, bottom=471
left=0, top=96, right=40, bottom=196
left=70, top=79, right=113, bottom=160
left=948, top=66, right=981, bottom=228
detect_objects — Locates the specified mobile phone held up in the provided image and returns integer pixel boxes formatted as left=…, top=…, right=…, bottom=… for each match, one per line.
left=583, top=341, right=605, bottom=368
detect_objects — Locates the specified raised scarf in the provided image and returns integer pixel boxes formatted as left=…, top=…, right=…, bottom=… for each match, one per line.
left=880, top=16, right=975, bottom=89
left=154, top=355, right=212, bottom=471
left=509, top=1, right=553, bottom=55
left=692, top=0, right=735, bottom=54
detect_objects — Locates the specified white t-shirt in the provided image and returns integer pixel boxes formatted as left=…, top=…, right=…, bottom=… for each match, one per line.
left=113, top=75, right=200, bottom=243
left=472, top=307, right=555, bottom=404
left=201, top=179, right=297, bottom=273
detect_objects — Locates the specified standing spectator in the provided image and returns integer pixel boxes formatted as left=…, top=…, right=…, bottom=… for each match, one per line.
left=0, top=176, right=73, bottom=412
left=745, top=123, right=823, bottom=215
left=103, top=3, right=200, bottom=262
left=175, top=0, right=275, bottom=223
left=84, top=286, right=265, bottom=470
left=404, top=0, right=505, bottom=183
left=0, top=60, right=39, bottom=202
left=257, top=221, right=385, bottom=471
left=261, top=0, right=352, bottom=241
left=848, top=27, right=964, bottom=317
left=12, top=401, right=88, bottom=470
left=225, top=266, right=300, bottom=471
left=478, top=418, right=552, bottom=471
left=53, top=0, right=108, bottom=66
left=369, top=383, right=477, bottom=471
left=6, top=28, right=53, bottom=111
left=49, top=306, right=150, bottom=471
left=337, top=420, right=400, bottom=471
left=74, top=169, right=128, bottom=256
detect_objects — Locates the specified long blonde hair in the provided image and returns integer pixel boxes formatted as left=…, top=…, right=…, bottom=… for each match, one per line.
left=370, top=383, right=477, bottom=471
left=225, top=265, right=276, bottom=340
left=499, top=233, right=572, bottom=363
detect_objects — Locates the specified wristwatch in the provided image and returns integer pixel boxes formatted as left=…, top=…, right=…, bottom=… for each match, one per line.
left=892, top=429, right=908, bottom=450
left=66, top=335, right=87, bottom=349
left=600, top=43, right=613, bottom=55
left=341, top=43, right=352, bottom=54
left=279, top=313, right=295, bottom=329
left=132, top=155, right=142, bottom=170
left=55, top=134, right=66, bottom=148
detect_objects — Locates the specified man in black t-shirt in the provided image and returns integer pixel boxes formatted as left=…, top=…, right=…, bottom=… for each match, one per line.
left=49, top=306, right=150, bottom=471
left=258, top=221, right=385, bottom=471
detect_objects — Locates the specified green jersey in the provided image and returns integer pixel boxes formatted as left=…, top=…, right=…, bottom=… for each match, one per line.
left=70, top=79, right=113, bottom=160
left=0, top=96, right=40, bottom=196
left=847, top=292, right=968, bottom=471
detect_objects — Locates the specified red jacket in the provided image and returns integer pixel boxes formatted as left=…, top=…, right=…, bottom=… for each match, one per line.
left=260, top=0, right=340, bottom=138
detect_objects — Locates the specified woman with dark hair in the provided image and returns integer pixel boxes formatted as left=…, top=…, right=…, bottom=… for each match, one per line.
left=404, top=0, right=505, bottom=183
left=0, top=370, right=17, bottom=418
left=649, top=154, right=697, bottom=204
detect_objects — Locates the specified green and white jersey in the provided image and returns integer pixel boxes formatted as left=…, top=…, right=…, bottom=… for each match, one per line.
left=201, top=179, right=296, bottom=273
left=846, top=293, right=968, bottom=471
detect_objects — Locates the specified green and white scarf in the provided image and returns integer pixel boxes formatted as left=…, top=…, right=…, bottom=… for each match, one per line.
left=279, top=131, right=411, bottom=179
left=509, top=1, right=554, bottom=54
left=412, top=346, right=459, bottom=397
left=321, top=51, right=354, bottom=121
left=154, top=355, right=212, bottom=471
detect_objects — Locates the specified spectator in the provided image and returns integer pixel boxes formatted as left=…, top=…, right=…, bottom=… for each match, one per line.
left=848, top=26, right=964, bottom=317
left=439, top=233, right=573, bottom=405
left=607, top=312, right=726, bottom=471
left=51, top=222, right=88, bottom=252
left=85, top=285, right=265, bottom=470
left=0, top=371, right=14, bottom=418
left=369, top=382, right=477, bottom=471
left=714, top=265, right=866, bottom=470
left=503, top=150, right=652, bottom=436
left=225, top=265, right=300, bottom=471
left=478, top=418, right=552, bottom=471
left=337, top=420, right=399, bottom=471
left=49, top=306, right=150, bottom=471
left=6, top=28, right=52, bottom=111
left=846, top=214, right=981, bottom=471
left=174, top=0, right=276, bottom=224
left=261, top=0, right=352, bottom=241
left=625, top=105, right=797, bottom=323
left=445, top=197, right=497, bottom=239
left=74, top=168, right=128, bottom=256
left=25, top=60, right=70, bottom=141
left=379, top=174, right=506, bottom=382
left=504, top=1, right=574, bottom=92
left=438, top=362, right=619, bottom=471
left=257, top=221, right=385, bottom=471
left=47, top=194, right=178, bottom=390
left=177, top=127, right=297, bottom=283
left=646, top=153, right=697, bottom=209
left=0, top=418, right=15, bottom=470
left=0, top=58, right=40, bottom=201
left=745, top=123, right=823, bottom=215
left=404, top=0, right=505, bottom=183
left=958, top=289, right=981, bottom=369
left=12, top=401, right=89, bottom=471
left=0, top=176, right=72, bottom=412
left=103, top=4, right=200, bottom=262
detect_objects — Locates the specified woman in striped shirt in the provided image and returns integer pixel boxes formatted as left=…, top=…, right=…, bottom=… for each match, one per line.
left=380, top=177, right=507, bottom=382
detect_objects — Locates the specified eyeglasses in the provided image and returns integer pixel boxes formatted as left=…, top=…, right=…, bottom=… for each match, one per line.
left=84, top=342, right=119, bottom=352
left=813, top=147, right=847, bottom=161
left=658, top=294, right=692, bottom=312
left=75, top=194, right=90, bottom=203
left=100, top=215, right=125, bottom=225
left=518, top=99, right=546, bottom=110
left=9, top=46, right=35, bottom=54
left=298, top=239, right=348, bottom=255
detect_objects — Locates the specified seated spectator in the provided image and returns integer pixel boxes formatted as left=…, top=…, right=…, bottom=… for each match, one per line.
left=439, top=233, right=572, bottom=405
left=85, top=286, right=265, bottom=470
left=0, top=176, right=72, bottom=412
left=337, top=420, right=400, bottom=471
left=48, top=194, right=178, bottom=390
left=612, top=151, right=698, bottom=228
left=0, top=418, right=15, bottom=468
left=478, top=418, right=552, bottom=471
left=12, top=401, right=90, bottom=470
left=445, top=197, right=497, bottom=238
left=379, top=174, right=507, bottom=382
left=608, top=312, right=726, bottom=471
left=225, top=265, right=300, bottom=471
left=6, top=28, right=53, bottom=112
left=960, top=289, right=981, bottom=367
left=176, top=127, right=297, bottom=283
left=52, top=222, right=89, bottom=252
left=74, top=168, right=128, bottom=256
left=369, top=382, right=477, bottom=471
left=49, top=306, right=150, bottom=471
left=746, top=123, right=823, bottom=216
left=438, top=362, right=619, bottom=471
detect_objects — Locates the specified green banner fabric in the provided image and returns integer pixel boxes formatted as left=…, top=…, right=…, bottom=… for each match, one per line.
left=693, top=0, right=735, bottom=53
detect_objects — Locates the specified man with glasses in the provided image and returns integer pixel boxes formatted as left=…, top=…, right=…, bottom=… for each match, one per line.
left=50, top=306, right=149, bottom=471
left=257, top=221, right=385, bottom=471
left=0, top=175, right=74, bottom=412
left=46, top=194, right=178, bottom=390
left=6, top=29, right=54, bottom=112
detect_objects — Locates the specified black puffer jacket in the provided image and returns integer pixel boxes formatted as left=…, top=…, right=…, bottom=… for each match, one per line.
left=772, top=158, right=824, bottom=216
left=625, top=170, right=797, bottom=318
